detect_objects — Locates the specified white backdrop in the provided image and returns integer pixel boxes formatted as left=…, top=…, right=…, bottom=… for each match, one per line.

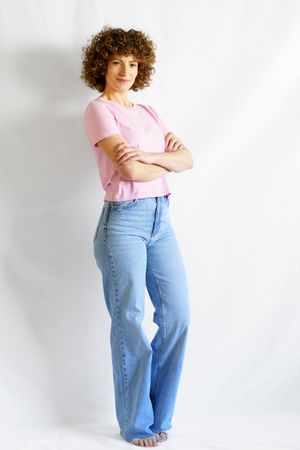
left=1, top=1, right=300, bottom=449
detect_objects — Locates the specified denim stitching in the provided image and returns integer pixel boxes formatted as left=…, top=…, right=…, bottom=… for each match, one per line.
left=110, top=198, right=139, bottom=213
left=146, top=259, right=168, bottom=407
left=105, top=206, right=130, bottom=427
left=93, top=206, right=105, bottom=242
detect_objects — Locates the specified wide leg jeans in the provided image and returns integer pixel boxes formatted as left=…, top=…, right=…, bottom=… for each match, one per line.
left=93, top=195, right=190, bottom=442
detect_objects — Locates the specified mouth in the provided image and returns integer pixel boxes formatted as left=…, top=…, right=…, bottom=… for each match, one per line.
left=117, top=79, right=130, bottom=82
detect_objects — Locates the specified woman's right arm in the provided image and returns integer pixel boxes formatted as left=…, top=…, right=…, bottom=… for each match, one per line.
left=130, top=161, right=171, bottom=181
left=96, top=135, right=171, bottom=182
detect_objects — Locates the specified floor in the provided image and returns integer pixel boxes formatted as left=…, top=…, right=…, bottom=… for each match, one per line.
left=4, top=416, right=300, bottom=450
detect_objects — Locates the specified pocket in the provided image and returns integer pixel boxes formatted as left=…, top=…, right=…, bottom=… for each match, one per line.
left=110, top=198, right=139, bottom=212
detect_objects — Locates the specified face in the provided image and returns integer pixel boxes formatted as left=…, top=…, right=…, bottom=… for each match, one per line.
left=104, top=54, right=139, bottom=92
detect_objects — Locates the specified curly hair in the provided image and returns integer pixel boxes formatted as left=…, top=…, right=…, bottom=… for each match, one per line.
left=80, top=25, right=157, bottom=93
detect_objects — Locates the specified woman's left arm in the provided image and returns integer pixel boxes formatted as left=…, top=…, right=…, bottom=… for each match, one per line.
left=150, top=132, right=193, bottom=172
left=114, top=132, right=194, bottom=173
left=150, top=149, right=193, bottom=173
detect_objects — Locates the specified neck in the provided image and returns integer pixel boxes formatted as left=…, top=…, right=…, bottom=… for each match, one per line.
left=100, top=90, right=132, bottom=107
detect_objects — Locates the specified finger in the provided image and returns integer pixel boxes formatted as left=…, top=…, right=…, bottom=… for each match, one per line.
left=119, top=155, right=138, bottom=164
left=122, top=143, right=136, bottom=149
left=115, top=142, right=135, bottom=152
left=165, top=137, right=173, bottom=148
left=115, top=141, right=127, bottom=150
left=173, top=140, right=184, bottom=149
left=170, top=138, right=183, bottom=150
left=114, top=145, right=137, bottom=157
left=115, top=143, right=132, bottom=151
left=173, top=143, right=183, bottom=150
left=164, top=133, right=174, bottom=146
left=167, top=138, right=177, bottom=148
left=118, top=152, right=139, bottom=164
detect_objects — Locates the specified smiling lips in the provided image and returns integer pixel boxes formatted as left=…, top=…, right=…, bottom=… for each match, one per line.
left=117, top=78, right=129, bottom=82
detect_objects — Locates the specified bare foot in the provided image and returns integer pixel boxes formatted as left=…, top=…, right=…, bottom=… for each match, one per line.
left=154, top=431, right=168, bottom=442
left=131, top=436, right=159, bottom=447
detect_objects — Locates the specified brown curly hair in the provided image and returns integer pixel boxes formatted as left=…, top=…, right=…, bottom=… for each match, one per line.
left=80, top=25, right=157, bottom=93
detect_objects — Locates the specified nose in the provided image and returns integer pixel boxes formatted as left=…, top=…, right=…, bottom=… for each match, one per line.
left=120, top=67, right=129, bottom=76
left=120, top=63, right=133, bottom=75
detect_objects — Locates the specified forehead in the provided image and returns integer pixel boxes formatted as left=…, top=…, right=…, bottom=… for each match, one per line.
left=110, top=54, right=138, bottom=62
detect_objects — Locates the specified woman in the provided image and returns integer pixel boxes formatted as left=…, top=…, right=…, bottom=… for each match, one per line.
left=80, top=26, right=193, bottom=447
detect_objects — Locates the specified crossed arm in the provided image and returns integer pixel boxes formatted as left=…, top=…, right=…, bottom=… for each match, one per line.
left=113, top=132, right=193, bottom=182
left=96, top=131, right=193, bottom=182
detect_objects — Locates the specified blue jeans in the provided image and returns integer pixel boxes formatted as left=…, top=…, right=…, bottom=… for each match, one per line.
left=93, top=194, right=190, bottom=442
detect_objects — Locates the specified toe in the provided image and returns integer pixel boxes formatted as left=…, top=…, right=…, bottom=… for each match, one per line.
left=155, top=431, right=168, bottom=442
left=131, top=437, right=159, bottom=447
left=155, top=433, right=163, bottom=442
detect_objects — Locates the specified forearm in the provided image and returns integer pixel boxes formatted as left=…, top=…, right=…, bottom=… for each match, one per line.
left=150, top=148, right=193, bottom=172
left=129, top=161, right=171, bottom=182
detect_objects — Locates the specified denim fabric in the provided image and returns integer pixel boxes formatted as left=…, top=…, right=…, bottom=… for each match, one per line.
left=93, top=194, right=190, bottom=442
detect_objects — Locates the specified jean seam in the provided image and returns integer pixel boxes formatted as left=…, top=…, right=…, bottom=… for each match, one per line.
left=105, top=210, right=129, bottom=428
left=147, top=260, right=168, bottom=405
left=93, top=207, right=105, bottom=243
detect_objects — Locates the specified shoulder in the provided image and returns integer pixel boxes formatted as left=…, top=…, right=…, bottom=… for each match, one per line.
left=137, top=103, right=159, bottom=117
left=84, top=99, right=111, bottom=115
left=138, top=103, right=156, bottom=112
left=139, top=104, right=166, bottom=124
left=84, top=99, right=117, bottom=126
left=138, top=104, right=170, bottom=137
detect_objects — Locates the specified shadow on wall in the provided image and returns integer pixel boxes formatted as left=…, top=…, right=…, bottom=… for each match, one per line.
left=1, top=47, right=113, bottom=427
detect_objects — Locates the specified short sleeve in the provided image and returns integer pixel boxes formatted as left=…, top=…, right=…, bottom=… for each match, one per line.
left=84, top=101, right=120, bottom=148
left=147, top=105, right=171, bottom=137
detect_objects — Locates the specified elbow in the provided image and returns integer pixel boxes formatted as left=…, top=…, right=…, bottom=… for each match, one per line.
left=173, top=155, right=193, bottom=173
left=118, top=164, right=137, bottom=181
left=180, top=164, right=193, bottom=172
left=182, top=148, right=193, bottom=171
left=127, top=166, right=142, bottom=181
left=182, top=151, right=194, bottom=171
left=186, top=150, right=194, bottom=170
left=116, top=166, right=131, bottom=181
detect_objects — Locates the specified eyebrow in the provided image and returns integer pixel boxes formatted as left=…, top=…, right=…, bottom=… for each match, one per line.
left=112, top=58, right=138, bottom=62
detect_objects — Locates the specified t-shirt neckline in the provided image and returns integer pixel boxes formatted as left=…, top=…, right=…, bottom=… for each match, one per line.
left=95, top=97, right=136, bottom=110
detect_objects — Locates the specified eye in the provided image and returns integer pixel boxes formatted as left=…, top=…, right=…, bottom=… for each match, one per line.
left=111, top=61, right=137, bottom=67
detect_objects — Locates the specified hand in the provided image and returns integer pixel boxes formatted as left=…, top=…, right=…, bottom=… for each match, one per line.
left=165, top=132, right=185, bottom=152
left=114, top=142, right=155, bottom=165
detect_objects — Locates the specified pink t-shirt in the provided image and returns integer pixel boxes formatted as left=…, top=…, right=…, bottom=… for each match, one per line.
left=84, top=98, right=172, bottom=201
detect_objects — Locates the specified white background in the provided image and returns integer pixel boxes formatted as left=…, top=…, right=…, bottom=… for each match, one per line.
left=1, top=0, right=300, bottom=449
